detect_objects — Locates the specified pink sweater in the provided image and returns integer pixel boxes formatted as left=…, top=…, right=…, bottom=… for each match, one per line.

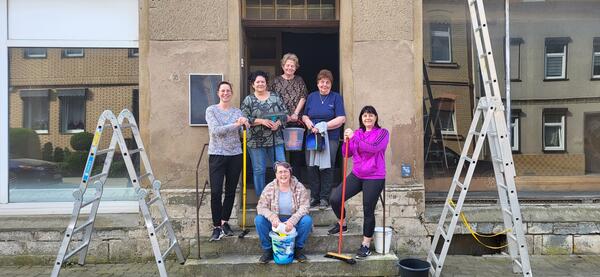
left=342, top=127, right=389, bottom=179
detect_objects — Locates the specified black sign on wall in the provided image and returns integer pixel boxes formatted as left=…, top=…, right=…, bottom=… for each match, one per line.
left=189, top=74, right=223, bottom=126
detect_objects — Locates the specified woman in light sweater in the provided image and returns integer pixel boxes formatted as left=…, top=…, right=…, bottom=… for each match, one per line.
left=205, top=81, right=249, bottom=241
left=328, top=105, right=390, bottom=259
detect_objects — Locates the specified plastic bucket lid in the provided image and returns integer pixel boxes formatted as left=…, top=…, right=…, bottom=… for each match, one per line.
left=283, top=127, right=304, bottom=151
left=269, top=231, right=298, bottom=265
left=397, top=258, right=431, bottom=277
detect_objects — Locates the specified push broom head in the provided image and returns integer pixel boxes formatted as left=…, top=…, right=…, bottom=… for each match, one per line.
left=324, top=252, right=356, bottom=265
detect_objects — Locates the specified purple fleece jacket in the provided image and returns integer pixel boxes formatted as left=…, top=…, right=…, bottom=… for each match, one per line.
left=342, top=127, right=389, bottom=179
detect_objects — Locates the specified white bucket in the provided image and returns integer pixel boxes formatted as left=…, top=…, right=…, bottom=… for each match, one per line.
left=374, top=226, right=393, bottom=254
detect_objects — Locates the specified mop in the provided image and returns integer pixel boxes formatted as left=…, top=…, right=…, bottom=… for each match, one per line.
left=324, top=138, right=356, bottom=264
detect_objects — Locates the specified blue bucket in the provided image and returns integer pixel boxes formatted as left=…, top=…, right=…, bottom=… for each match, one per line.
left=269, top=230, right=297, bottom=265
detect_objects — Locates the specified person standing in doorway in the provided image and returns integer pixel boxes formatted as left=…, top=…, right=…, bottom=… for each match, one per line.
left=328, top=105, right=389, bottom=259
left=269, top=53, right=308, bottom=179
left=302, top=69, right=346, bottom=209
left=206, top=81, right=249, bottom=241
left=241, top=71, right=288, bottom=197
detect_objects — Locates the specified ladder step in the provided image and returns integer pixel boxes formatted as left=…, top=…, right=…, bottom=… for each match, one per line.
left=155, top=219, right=168, bottom=233
left=161, top=242, right=177, bottom=261
left=120, top=123, right=135, bottom=129
left=464, top=156, right=474, bottom=164
left=498, top=183, right=508, bottom=191
left=95, top=148, right=114, bottom=155
left=507, top=233, right=517, bottom=242
left=446, top=204, right=457, bottom=217
left=454, top=180, right=465, bottom=190
left=87, top=173, right=108, bottom=183
left=147, top=196, right=160, bottom=206
left=514, top=259, right=523, bottom=269
left=437, top=226, right=449, bottom=241
left=128, top=148, right=144, bottom=155
left=73, top=219, right=95, bottom=234
left=81, top=196, right=101, bottom=208
left=503, top=208, right=513, bottom=217
left=470, top=131, right=481, bottom=137
left=64, top=242, right=89, bottom=261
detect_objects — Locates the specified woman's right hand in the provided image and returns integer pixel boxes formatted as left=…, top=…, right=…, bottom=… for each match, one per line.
left=271, top=218, right=280, bottom=228
left=344, top=128, right=354, bottom=139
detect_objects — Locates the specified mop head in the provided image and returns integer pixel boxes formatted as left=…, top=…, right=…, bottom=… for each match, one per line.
left=324, top=252, right=356, bottom=264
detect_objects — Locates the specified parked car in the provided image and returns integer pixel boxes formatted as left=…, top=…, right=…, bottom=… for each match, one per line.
left=8, top=158, right=63, bottom=185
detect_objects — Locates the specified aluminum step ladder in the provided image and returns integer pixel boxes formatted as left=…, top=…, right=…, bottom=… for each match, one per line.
left=51, top=109, right=185, bottom=277
left=426, top=0, right=532, bottom=276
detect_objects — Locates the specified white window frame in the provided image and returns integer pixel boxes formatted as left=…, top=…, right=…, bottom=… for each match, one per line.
left=62, top=48, right=84, bottom=58
left=544, top=43, right=567, bottom=80
left=59, top=95, right=86, bottom=133
left=440, top=110, right=458, bottom=135
left=430, top=23, right=452, bottom=63
left=23, top=47, right=46, bottom=58
left=511, top=116, right=520, bottom=152
left=1, top=0, right=139, bottom=213
left=22, top=95, right=50, bottom=134
left=543, top=114, right=565, bottom=151
left=593, top=40, right=600, bottom=79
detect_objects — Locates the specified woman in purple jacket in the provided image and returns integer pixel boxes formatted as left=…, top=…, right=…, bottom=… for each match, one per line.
left=328, top=105, right=389, bottom=259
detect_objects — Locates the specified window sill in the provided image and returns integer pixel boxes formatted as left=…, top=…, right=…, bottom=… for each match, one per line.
left=62, top=129, right=85, bottom=134
left=34, top=130, right=49, bottom=135
left=591, top=77, right=600, bottom=81
left=427, top=62, right=459, bottom=69
left=510, top=79, right=522, bottom=82
left=542, top=149, right=567, bottom=153
left=0, top=201, right=138, bottom=216
left=543, top=78, right=569, bottom=82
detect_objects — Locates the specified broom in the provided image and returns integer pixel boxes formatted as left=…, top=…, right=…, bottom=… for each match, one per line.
left=325, top=137, right=356, bottom=264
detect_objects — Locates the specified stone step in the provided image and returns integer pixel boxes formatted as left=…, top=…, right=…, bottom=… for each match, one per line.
left=184, top=253, right=399, bottom=277
left=242, top=207, right=339, bottom=227
left=193, top=226, right=386, bottom=258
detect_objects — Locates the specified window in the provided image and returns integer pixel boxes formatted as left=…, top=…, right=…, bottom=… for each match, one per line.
left=62, top=48, right=84, bottom=58
left=128, top=48, right=139, bottom=57
left=510, top=109, right=522, bottom=152
left=245, top=0, right=336, bottom=20
left=544, top=37, right=570, bottom=80
left=23, top=48, right=47, bottom=58
left=20, top=90, right=50, bottom=134
left=510, top=38, right=524, bottom=81
left=439, top=110, right=457, bottom=135
left=431, top=23, right=452, bottom=63
left=593, top=38, right=600, bottom=79
left=58, top=89, right=86, bottom=133
left=543, top=108, right=567, bottom=152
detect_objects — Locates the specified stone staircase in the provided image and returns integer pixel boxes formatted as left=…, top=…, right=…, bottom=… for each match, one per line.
left=184, top=207, right=399, bottom=276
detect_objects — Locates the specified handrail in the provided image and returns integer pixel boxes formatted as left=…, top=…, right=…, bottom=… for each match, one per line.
left=195, top=143, right=209, bottom=259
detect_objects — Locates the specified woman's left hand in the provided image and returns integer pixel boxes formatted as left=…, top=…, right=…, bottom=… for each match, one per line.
left=271, top=120, right=281, bottom=131
left=289, top=114, right=298, bottom=122
left=284, top=221, right=294, bottom=232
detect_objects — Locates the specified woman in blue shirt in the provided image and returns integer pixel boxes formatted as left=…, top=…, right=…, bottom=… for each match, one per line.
left=301, top=69, right=346, bottom=209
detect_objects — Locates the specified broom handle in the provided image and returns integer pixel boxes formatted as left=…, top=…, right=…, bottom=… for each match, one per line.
left=242, top=128, right=247, bottom=230
left=338, top=137, right=349, bottom=254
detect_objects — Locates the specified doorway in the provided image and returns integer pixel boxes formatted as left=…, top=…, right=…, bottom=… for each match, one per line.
left=585, top=112, right=600, bottom=174
left=242, top=27, right=340, bottom=202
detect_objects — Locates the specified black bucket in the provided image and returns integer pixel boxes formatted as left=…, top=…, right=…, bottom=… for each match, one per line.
left=397, top=258, right=431, bottom=277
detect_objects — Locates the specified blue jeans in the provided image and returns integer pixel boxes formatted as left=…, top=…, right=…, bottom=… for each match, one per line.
left=248, top=144, right=285, bottom=196
left=254, top=214, right=313, bottom=250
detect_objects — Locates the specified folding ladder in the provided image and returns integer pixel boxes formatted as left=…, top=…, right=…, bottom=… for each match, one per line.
left=427, top=0, right=532, bottom=276
left=51, top=109, right=185, bottom=277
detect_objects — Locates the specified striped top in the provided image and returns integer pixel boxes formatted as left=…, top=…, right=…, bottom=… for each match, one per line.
left=342, top=127, right=390, bottom=179
left=206, top=105, right=243, bottom=156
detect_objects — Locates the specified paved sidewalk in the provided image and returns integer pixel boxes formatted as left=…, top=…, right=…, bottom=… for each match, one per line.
left=1, top=255, right=600, bottom=276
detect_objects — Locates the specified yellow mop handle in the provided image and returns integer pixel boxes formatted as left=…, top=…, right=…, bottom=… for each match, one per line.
left=242, top=128, right=247, bottom=229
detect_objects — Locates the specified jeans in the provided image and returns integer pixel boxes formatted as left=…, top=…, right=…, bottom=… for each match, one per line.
left=306, top=139, right=339, bottom=201
left=208, top=154, right=242, bottom=227
left=329, top=173, right=385, bottom=237
left=254, top=214, right=313, bottom=250
left=248, top=144, right=286, bottom=196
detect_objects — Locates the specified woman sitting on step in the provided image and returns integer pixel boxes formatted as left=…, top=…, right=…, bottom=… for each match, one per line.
left=328, top=105, right=390, bottom=259
left=255, top=161, right=313, bottom=264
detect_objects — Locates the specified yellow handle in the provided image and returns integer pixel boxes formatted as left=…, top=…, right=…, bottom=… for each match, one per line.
left=242, top=129, right=247, bottom=229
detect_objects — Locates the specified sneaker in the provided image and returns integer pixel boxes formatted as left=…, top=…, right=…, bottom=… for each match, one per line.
left=209, top=227, right=224, bottom=241
left=294, top=248, right=307, bottom=263
left=310, top=198, right=320, bottom=208
left=222, top=222, right=234, bottom=236
left=327, top=224, right=348, bottom=235
left=259, top=250, right=273, bottom=264
left=319, top=199, right=329, bottom=210
left=355, top=245, right=372, bottom=259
